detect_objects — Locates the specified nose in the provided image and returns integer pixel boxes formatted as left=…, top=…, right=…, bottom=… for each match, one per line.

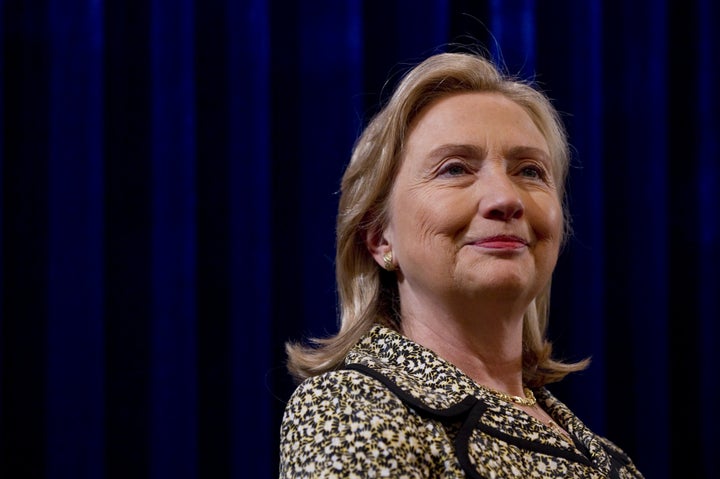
left=479, top=173, right=524, bottom=221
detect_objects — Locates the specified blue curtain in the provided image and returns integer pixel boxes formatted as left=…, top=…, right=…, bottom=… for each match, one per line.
left=1, top=0, right=718, bottom=477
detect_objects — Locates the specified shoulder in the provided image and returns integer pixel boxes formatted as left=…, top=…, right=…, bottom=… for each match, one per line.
left=287, top=367, right=395, bottom=400
left=280, top=368, right=410, bottom=435
left=595, top=435, right=645, bottom=476
left=279, top=369, right=449, bottom=478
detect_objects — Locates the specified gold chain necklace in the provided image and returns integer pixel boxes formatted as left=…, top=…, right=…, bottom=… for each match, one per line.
left=481, top=384, right=574, bottom=442
left=478, top=385, right=537, bottom=407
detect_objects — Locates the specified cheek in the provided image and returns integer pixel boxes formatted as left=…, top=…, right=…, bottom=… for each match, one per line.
left=532, top=196, right=564, bottom=253
left=391, top=190, right=464, bottom=254
left=406, top=190, right=467, bottom=237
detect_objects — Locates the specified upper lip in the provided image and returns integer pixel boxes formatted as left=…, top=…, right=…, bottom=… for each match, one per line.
left=471, top=235, right=529, bottom=246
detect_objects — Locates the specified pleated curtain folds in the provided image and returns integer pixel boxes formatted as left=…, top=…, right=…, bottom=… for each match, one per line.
left=0, top=0, right=717, bottom=478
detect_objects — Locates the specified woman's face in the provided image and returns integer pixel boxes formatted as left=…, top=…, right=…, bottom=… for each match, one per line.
left=381, top=92, right=563, bottom=311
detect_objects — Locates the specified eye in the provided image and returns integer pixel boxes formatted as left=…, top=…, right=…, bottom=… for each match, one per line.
left=438, top=160, right=472, bottom=177
left=518, top=163, right=549, bottom=182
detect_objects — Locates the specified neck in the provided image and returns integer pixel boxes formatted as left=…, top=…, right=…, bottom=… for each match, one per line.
left=400, top=303, right=527, bottom=396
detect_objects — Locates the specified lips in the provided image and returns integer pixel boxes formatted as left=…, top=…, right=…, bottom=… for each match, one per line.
left=472, top=235, right=528, bottom=249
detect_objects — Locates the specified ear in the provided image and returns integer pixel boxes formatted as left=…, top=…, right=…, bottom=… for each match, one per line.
left=364, top=226, right=392, bottom=270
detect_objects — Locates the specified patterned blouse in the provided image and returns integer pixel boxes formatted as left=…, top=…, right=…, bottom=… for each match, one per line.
left=279, top=325, right=644, bottom=478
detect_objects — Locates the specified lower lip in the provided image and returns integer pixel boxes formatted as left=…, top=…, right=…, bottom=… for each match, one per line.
left=474, top=241, right=526, bottom=250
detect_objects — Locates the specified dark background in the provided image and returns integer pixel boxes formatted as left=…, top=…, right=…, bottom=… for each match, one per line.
left=1, top=0, right=718, bottom=477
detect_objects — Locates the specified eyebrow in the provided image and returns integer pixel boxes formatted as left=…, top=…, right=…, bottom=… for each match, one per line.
left=425, top=144, right=485, bottom=162
left=426, top=144, right=550, bottom=163
left=505, top=145, right=551, bottom=163
left=505, top=146, right=557, bottom=182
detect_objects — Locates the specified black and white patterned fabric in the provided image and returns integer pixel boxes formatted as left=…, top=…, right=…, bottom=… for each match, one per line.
left=279, top=325, right=644, bottom=479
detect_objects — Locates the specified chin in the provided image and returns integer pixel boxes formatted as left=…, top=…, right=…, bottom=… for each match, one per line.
left=464, top=272, right=541, bottom=300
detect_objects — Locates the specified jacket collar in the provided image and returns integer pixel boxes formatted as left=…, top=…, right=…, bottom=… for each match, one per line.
left=344, top=325, right=624, bottom=474
left=344, top=325, right=592, bottom=438
left=345, top=324, right=529, bottom=410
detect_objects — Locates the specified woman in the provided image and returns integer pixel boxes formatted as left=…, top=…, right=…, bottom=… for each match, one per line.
left=279, top=52, right=644, bottom=478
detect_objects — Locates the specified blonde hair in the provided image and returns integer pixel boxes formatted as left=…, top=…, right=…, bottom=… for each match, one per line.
left=286, top=52, right=589, bottom=387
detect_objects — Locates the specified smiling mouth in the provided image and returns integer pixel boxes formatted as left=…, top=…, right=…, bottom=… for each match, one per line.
left=472, top=235, right=528, bottom=249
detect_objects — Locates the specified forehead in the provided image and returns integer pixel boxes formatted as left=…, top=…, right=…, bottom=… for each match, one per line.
left=407, top=92, right=547, bottom=150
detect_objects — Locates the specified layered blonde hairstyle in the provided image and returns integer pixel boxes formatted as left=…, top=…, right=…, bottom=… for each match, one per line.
left=286, top=52, right=589, bottom=387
